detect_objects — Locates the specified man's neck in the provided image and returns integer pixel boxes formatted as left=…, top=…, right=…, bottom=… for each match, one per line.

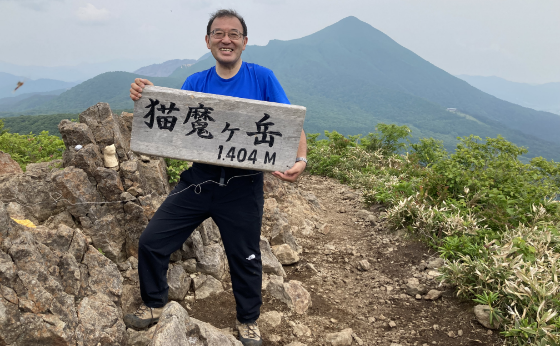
left=215, top=59, right=243, bottom=79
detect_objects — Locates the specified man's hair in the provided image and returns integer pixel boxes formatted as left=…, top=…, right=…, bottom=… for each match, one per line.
left=207, top=9, right=247, bottom=37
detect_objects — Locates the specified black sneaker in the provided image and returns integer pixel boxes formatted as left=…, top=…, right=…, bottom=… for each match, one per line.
left=236, top=319, right=263, bottom=346
left=124, top=303, right=164, bottom=330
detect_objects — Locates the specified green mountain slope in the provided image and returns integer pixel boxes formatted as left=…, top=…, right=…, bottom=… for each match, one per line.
left=0, top=72, right=183, bottom=117
left=171, top=16, right=560, bottom=147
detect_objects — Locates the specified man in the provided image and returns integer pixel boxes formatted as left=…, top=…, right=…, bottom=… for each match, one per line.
left=125, top=9, right=307, bottom=346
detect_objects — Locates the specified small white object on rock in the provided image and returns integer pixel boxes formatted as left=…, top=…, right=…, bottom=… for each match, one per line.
left=74, top=144, right=83, bottom=151
left=103, top=144, right=118, bottom=168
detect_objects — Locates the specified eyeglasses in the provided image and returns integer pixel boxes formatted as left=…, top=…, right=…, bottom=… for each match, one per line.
left=210, top=30, right=244, bottom=40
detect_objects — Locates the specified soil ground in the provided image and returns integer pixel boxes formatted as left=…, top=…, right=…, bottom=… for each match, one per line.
left=185, top=174, right=503, bottom=346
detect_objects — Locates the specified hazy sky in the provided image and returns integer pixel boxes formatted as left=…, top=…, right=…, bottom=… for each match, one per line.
left=1, top=0, right=559, bottom=84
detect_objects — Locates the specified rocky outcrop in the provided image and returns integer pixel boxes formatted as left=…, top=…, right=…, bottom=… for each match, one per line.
left=0, top=151, right=23, bottom=175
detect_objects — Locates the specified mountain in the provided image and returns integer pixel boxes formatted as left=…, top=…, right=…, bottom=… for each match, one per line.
left=457, top=75, right=560, bottom=115
left=0, top=59, right=157, bottom=83
left=3, top=16, right=560, bottom=160
left=0, top=72, right=183, bottom=116
left=134, top=59, right=197, bottom=77
left=0, top=72, right=79, bottom=99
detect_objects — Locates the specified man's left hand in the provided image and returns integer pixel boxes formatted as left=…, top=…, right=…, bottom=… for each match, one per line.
left=272, top=161, right=306, bottom=182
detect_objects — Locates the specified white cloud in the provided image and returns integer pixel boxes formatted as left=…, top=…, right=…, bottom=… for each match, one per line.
left=76, top=3, right=114, bottom=23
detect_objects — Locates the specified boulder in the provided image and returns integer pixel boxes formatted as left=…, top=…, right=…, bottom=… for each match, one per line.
left=81, top=245, right=123, bottom=303
left=259, top=310, right=282, bottom=328
left=272, top=244, right=299, bottom=265
left=150, top=301, right=242, bottom=346
left=78, top=102, right=129, bottom=160
left=197, top=217, right=222, bottom=245
left=62, top=143, right=104, bottom=179
left=182, top=230, right=205, bottom=261
left=94, top=167, right=125, bottom=201
left=76, top=293, right=127, bottom=346
left=58, top=119, right=97, bottom=147
left=193, top=274, right=223, bottom=300
left=196, top=243, right=227, bottom=281
left=127, top=325, right=157, bottom=346
left=0, top=151, right=23, bottom=176
left=123, top=201, right=149, bottom=258
left=137, top=157, right=170, bottom=196
left=267, top=277, right=311, bottom=314
left=259, top=236, right=286, bottom=277
left=167, top=264, right=191, bottom=301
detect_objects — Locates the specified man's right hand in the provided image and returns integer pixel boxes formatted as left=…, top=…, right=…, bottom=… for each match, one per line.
left=130, top=78, right=154, bottom=101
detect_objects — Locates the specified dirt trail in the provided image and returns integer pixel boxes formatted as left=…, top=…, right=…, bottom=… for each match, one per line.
left=187, top=174, right=503, bottom=346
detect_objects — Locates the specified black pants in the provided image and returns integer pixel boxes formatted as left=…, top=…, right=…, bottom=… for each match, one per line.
left=137, top=163, right=264, bottom=323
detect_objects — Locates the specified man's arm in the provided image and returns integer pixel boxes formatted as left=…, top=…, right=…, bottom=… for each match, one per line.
left=130, top=78, right=154, bottom=101
left=272, top=129, right=307, bottom=182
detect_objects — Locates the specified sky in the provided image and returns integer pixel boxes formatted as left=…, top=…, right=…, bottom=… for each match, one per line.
left=0, top=0, right=559, bottom=84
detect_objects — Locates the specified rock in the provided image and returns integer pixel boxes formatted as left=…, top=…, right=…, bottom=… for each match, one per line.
left=182, top=258, right=198, bottom=273
left=268, top=279, right=311, bottom=314
left=76, top=293, right=127, bottom=346
left=355, top=209, right=372, bottom=220
left=389, top=320, right=397, bottom=327
left=272, top=244, right=299, bottom=265
left=51, top=166, right=102, bottom=218
left=193, top=274, right=224, bottom=300
left=59, top=253, right=81, bottom=296
left=62, top=143, right=104, bottom=179
left=0, top=151, right=23, bottom=176
left=82, top=214, right=127, bottom=263
left=151, top=302, right=242, bottom=346
left=424, top=289, right=443, bottom=300
left=127, top=325, right=157, bottom=345
left=474, top=304, right=501, bottom=329
left=357, top=259, right=371, bottom=271
left=58, top=119, right=97, bottom=147
left=325, top=328, right=353, bottom=346
left=286, top=342, right=307, bottom=346
left=197, top=218, right=221, bottom=246
left=182, top=230, right=205, bottom=261
left=292, top=323, right=311, bottom=337
left=259, top=310, right=282, bottom=328
left=122, top=284, right=142, bottom=316
left=167, top=264, right=191, bottom=301
left=43, top=210, right=77, bottom=230
left=318, top=223, right=331, bottom=234
left=352, top=333, right=364, bottom=345
left=301, top=191, right=322, bottom=210
left=426, top=257, right=444, bottom=269
left=78, top=102, right=129, bottom=160
left=82, top=245, right=123, bottom=303
left=260, top=236, right=286, bottom=277
left=269, top=334, right=282, bottom=342
left=306, top=262, right=319, bottom=274
left=405, top=278, right=429, bottom=297
left=150, top=301, right=191, bottom=345
left=137, top=157, right=170, bottom=196
left=123, top=201, right=149, bottom=258
left=196, top=243, right=227, bottom=281
left=94, top=167, right=125, bottom=201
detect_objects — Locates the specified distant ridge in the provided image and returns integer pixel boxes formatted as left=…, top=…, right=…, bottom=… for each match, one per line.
left=134, top=59, right=197, bottom=77
left=457, top=75, right=560, bottom=115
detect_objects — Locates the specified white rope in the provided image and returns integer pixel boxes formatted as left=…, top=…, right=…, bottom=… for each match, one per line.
left=1, top=171, right=263, bottom=208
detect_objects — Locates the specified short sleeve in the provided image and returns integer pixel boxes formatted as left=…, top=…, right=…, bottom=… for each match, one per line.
left=266, top=72, right=290, bottom=105
left=181, top=77, right=192, bottom=91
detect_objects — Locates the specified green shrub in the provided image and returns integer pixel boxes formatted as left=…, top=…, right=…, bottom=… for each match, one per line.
left=0, top=125, right=64, bottom=171
left=307, top=128, right=560, bottom=345
left=165, top=158, right=191, bottom=184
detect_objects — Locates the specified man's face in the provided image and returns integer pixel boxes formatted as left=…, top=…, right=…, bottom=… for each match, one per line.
left=205, top=16, right=248, bottom=67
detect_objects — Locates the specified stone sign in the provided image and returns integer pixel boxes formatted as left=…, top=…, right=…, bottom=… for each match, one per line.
left=130, top=86, right=306, bottom=172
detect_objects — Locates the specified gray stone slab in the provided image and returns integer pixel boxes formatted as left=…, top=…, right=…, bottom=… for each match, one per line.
left=130, top=86, right=306, bottom=172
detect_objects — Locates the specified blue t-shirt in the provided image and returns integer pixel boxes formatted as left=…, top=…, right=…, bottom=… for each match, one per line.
left=181, top=61, right=290, bottom=104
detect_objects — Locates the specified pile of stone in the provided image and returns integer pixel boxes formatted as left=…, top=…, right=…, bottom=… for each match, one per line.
left=0, top=102, right=316, bottom=345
